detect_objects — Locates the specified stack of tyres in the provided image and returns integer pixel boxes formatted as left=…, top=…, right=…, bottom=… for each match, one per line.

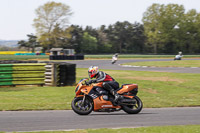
left=58, top=63, right=76, bottom=86
left=49, top=55, right=84, bottom=60
left=49, top=56, right=53, bottom=60
left=76, top=54, right=84, bottom=60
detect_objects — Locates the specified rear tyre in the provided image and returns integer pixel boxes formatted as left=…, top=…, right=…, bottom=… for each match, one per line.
left=122, top=96, right=143, bottom=114
left=71, top=97, right=93, bottom=115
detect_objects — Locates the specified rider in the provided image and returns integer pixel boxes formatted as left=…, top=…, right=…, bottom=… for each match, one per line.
left=87, top=66, right=120, bottom=102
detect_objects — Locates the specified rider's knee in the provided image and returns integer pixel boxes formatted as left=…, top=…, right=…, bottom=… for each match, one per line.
left=102, top=82, right=109, bottom=88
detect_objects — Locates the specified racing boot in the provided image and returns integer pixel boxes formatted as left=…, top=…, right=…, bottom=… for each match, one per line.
left=102, top=82, right=121, bottom=104
left=110, top=89, right=121, bottom=103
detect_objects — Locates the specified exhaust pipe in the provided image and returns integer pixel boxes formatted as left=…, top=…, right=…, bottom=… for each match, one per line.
left=121, top=98, right=136, bottom=104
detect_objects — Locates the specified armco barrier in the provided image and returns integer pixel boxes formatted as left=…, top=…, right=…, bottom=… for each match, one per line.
left=0, top=62, right=76, bottom=86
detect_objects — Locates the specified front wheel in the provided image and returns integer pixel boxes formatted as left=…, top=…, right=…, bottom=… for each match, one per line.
left=122, top=95, right=143, bottom=114
left=71, top=97, right=93, bottom=115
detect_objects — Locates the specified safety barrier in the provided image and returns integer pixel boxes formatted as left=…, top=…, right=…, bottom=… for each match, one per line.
left=0, top=51, right=31, bottom=55
left=44, top=63, right=60, bottom=86
left=58, top=63, right=76, bottom=86
left=44, top=63, right=76, bottom=86
left=0, top=62, right=76, bottom=86
left=49, top=55, right=84, bottom=60
left=0, top=51, right=46, bottom=55
left=15, top=53, right=46, bottom=55
left=0, top=63, right=46, bottom=86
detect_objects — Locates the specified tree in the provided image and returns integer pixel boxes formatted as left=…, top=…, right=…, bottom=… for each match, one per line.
left=96, top=26, right=112, bottom=53
left=81, top=32, right=97, bottom=54
left=142, top=4, right=185, bottom=53
left=105, top=21, right=146, bottom=53
left=18, top=34, right=39, bottom=52
left=178, top=9, right=200, bottom=53
left=33, top=1, right=72, bottom=51
left=67, top=25, right=84, bottom=54
left=127, top=22, right=146, bottom=53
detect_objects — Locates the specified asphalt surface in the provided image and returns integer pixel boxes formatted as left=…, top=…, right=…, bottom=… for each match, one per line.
left=1, top=107, right=200, bottom=132
left=1, top=58, right=200, bottom=132
left=68, top=58, right=200, bottom=73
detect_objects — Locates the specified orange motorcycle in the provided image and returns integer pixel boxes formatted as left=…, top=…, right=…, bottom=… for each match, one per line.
left=71, top=78, right=143, bottom=115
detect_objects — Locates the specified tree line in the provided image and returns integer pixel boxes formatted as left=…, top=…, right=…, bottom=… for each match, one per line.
left=18, top=2, right=200, bottom=54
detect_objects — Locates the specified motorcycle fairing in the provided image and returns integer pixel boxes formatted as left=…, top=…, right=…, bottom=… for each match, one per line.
left=93, top=96, right=121, bottom=111
left=117, top=84, right=138, bottom=94
left=81, top=86, right=93, bottom=95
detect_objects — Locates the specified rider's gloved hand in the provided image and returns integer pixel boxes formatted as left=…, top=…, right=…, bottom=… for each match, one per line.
left=88, top=79, right=97, bottom=84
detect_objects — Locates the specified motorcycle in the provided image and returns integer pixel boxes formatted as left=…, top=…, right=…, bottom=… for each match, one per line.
left=111, top=54, right=118, bottom=64
left=71, top=78, right=143, bottom=115
left=174, top=55, right=182, bottom=60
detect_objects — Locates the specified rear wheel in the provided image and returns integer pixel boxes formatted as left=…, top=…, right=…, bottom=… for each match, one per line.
left=71, top=97, right=93, bottom=115
left=122, top=96, right=143, bottom=114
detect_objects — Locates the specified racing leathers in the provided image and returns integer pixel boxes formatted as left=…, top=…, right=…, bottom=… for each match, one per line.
left=88, top=71, right=120, bottom=102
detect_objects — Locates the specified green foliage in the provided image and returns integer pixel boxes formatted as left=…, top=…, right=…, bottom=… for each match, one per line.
left=81, top=32, right=98, bottom=53
left=143, top=4, right=185, bottom=54
left=22, top=3, right=200, bottom=54
left=143, top=3, right=200, bottom=54
left=18, top=34, right=39, bottom=52
left=105, top=21, right=146, bottom=53
left=33, top=1, right=72, bottom=51
left=177, top=9, right=200, bottom=53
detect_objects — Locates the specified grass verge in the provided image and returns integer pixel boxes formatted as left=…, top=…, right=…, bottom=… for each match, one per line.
left=0, top=68, right=200, bottom=110
left=123, top=60, right=200, bottom=67
left=1, top=125, right=200, bottom=133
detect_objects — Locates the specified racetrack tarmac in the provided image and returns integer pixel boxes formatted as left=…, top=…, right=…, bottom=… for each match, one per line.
left=67, top=58, right=200, bottom=73
left=0, top=107, right=200, bottom=132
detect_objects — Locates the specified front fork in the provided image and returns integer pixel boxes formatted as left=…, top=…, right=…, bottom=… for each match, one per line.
left=80, top=94, right=86, bottom=106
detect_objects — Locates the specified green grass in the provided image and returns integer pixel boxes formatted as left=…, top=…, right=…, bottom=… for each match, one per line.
left=123, top=60, right=200, bottom=67
left=0, top=86, right=74, bottom=110
left=0, top=68, right=200, bottom=110
left=4, top=125, right=200, bottom=133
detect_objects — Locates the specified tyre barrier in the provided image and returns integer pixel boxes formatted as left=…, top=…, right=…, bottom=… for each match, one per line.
left=58, top=63, right=76, bottom=86
left=49, top=55, right=84, bottom=60
left=0, top=62, right=76, bottom=86
left=44, top=63, right=76, bottom=86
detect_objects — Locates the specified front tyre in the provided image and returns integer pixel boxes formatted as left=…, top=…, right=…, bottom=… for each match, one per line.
left=71, top=97, right=93, bottom=115
left=122, top=96, right=143, bottom=114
